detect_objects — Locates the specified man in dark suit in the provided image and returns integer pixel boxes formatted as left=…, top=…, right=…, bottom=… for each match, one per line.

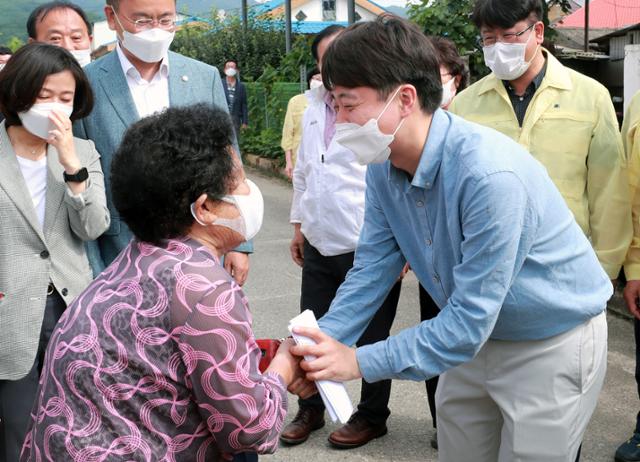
left=221, top=59, right=248, bottom=138
left=74, top=0, right=251, bottom=285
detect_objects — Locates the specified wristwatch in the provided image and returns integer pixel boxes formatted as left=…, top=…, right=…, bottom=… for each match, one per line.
left=63, top=167, right=89, bottom=183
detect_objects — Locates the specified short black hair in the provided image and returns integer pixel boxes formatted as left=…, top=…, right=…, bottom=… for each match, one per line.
left=428, top=36, right=468, bottom=92
left=311, top=24, right=345, bottom=62
left=27, top=1, right=92, bottom=39
left=322, top=15, right=441, bottom=114
left=224, top=59, right=237, bottom=67
left=111, top=104, right=237, bottom=246
left=0, top=47, right=12, bottom=55
left=0, top=43, right=94, bottom=127
left=472, top=0, right=543, bottom=29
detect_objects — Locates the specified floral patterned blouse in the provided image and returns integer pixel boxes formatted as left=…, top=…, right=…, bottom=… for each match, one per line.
left=21, top=238, right=288, bottom=461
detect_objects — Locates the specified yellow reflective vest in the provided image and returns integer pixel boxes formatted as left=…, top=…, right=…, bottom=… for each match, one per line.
left=623, top=91, right=640, bottom=279
left=450, top=51, right=631, bottom=279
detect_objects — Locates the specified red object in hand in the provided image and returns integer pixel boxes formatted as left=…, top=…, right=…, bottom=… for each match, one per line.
left=256, top=339, right=282, bottom=373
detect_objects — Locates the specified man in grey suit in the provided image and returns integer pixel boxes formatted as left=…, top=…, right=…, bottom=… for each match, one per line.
left=74, top=0, right=252, bottom=282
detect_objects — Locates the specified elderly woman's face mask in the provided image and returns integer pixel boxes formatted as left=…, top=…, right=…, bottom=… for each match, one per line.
left=190, top=178, right=264, bottom=241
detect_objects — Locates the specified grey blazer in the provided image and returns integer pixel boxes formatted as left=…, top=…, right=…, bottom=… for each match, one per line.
left=0, top=123, right=110, bottom=380
left=74, top=50, right=250, bottom=275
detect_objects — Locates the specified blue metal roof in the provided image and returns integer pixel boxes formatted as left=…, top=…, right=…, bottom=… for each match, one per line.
left=292, top=20, right=349, bottom=33
left=253, top=0, right=390, bottom=16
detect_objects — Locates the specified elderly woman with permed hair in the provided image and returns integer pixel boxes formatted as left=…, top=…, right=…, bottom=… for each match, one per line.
left=21, top=104, right=313, bottom=461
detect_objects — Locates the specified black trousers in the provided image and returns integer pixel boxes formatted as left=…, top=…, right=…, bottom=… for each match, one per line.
left=298, top=240, right=401, bottom=425
left=418, top=284, right=440, bottom=429
left=0, top=290, right=66, bottom=462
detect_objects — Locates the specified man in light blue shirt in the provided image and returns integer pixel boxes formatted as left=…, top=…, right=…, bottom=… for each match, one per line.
left=291, top=16, right=610, bottom=462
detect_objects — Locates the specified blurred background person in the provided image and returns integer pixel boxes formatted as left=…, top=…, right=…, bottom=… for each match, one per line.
left=281, top=67, right=320, bottom=179
left=0, top=43, right=109, bottom=462
left=222, top=59, right=249, bottom=139
left=429, top=36, right=468, bottom=110
left=21, top=104, right=313, bottom=462
left=27, top=1, right=93, bottom=67
left=0, top=47, right=13, bottom=69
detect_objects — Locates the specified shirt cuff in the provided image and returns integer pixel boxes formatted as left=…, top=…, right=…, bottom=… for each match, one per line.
left=625, top=263, right=640, bottom=281
left=601, top=262, right=621, bottom=279
left=63, top=180, right=91, bottom=210
left=355, top=342, right=392, bottom=384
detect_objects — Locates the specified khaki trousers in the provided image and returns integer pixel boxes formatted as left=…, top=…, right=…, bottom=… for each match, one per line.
left=436, top=311, right=607, bottom=462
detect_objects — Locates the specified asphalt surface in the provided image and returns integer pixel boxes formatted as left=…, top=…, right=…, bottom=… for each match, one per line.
left=242, top=168, right=638, bottom=462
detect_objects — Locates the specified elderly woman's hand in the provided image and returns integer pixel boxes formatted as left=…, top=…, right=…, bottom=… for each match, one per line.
left=266, top=338, right=317, bottom=399
left=224, top=251, right=250, bottom=286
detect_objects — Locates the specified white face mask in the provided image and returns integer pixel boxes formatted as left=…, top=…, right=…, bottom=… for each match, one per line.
left=483, top=27, right=538, bottom=81
left=334, top=86, right=404, bottom=165
left=69, top=48, right=92, bottom=67
left=112, top=7, right=174, bottom=63
left=190, top=178, right=264, bottom=242
left=309, top=79, right=323, bottom=91
left=440, top=77, right=457, bottom=109
left=225, top=68, right=237, bottom=77
left=18, top=102, right=74, bottom=140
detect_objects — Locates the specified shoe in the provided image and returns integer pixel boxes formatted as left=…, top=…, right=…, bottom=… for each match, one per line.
left=616, top=432, right=640, bottom=462
left=430, top=429, right=438, bottom=450
left=328, top=414, right=388, bottom=449
left=280, top=407, right=325, bottom=445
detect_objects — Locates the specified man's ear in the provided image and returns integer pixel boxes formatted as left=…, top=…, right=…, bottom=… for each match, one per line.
left=535, top=21, right=545, bottom=45
left=398, top=84, right=418, bottom=117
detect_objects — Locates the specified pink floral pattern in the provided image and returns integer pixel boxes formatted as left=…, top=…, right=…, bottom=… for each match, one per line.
left=21, top=238, right=287, bottom=461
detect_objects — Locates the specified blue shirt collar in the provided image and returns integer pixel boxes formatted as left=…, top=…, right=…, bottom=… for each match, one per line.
left=388, top=108, right=449, bottom=192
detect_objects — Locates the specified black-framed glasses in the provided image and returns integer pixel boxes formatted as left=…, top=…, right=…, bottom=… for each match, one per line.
left=477, top=23, right=536, bottom=48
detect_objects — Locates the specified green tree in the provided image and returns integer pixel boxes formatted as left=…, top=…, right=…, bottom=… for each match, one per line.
left=6, top=36, right=23, bottom=52
left=408, top=0, right=574, bottom=81
left=172, top=13, right=296, bottom=82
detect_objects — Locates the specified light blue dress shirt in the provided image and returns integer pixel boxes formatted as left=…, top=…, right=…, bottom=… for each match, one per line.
left=317, top=109, right=612, bottom=384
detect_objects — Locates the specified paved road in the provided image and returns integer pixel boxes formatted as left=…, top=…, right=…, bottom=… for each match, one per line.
left=242, top=168, right=638, bottom=462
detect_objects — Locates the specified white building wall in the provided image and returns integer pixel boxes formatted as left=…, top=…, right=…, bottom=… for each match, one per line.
left=624, top=44, right=640, bottom=114
left=92, top=20, right=117, bottom=51
left=292, top=0, right=379, bottom=22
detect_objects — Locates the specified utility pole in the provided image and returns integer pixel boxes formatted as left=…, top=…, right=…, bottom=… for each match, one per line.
left=242, top=0, right=248, bottom=33
left=347, top=0, right=355, bottom=24
left=584, top=0, right=590, bottom=52
left=285, top=0, right=292, bottom=53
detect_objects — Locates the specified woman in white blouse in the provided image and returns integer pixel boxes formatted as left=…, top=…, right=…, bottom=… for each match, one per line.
left=0, top=42, right=109, bottom=461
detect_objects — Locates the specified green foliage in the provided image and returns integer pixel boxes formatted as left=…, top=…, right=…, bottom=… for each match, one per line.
left=408, top=0, right=487, bottom=80
left=408, top=0, right=575, bottom=82
left=172, top=13, right=288, bottom=81
left=173, top=14, right=314, bottom=163
left=241, top=82, right=301, bottom=162
left=6, top=36, right=24, bottom=52
left=240, top=127, right=284, bottom=162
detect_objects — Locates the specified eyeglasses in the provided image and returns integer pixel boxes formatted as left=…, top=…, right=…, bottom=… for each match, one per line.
left=477, top=23, right=536, bottom=47
left=119, top=13, right=177, bottom=31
